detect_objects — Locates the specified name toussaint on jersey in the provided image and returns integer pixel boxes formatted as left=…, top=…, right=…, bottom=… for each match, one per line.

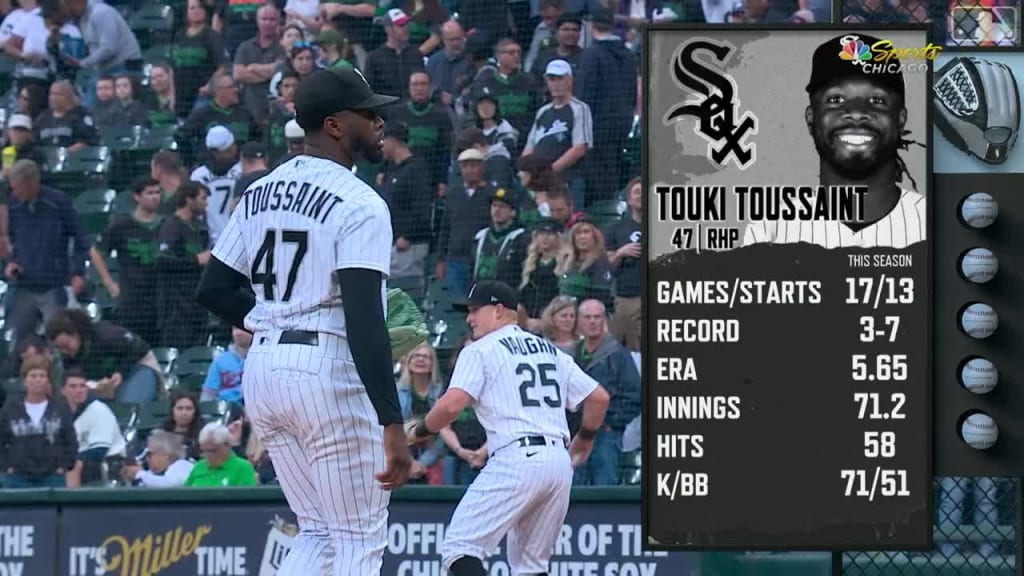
left=241, top=180, right=344, bottom=224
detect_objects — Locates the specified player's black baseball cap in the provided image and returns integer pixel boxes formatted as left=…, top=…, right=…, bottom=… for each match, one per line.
left=294, top=67, right=399, bottom=131
left=805, top=34, right=905, bottom=98
left=241, top=142, right=266, bottom=160
left=453, top=280, right=519, bottom=312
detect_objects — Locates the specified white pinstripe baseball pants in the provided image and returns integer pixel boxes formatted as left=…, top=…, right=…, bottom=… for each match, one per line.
left=442, top=437, right=573, bottom=575
left=244, top=330, right=390, bottom=576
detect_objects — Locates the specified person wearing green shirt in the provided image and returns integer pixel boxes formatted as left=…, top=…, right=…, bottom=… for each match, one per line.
left=314, top=29, right=356, bottom=69
left=184, top=423, right=257, bottom=487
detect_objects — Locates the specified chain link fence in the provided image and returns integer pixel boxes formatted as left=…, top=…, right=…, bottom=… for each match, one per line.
left=838, top=0, right=1021, bottom=47
left=842, top=477, right=1018, bottom=575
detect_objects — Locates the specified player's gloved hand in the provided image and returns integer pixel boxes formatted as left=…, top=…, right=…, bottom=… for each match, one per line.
left=568, top=436, right=595, bottom=468
left=376, top=423, right=413, bottom=491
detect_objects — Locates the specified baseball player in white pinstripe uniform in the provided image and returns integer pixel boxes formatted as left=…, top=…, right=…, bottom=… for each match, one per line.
left=744, top=33, right=926, bottom=249
left=195, top=67, right=413, bottom=575
left=410, top=280, right=611, bottom=576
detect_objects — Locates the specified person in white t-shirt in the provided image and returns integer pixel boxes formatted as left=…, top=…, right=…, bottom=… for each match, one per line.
left=61, top=367, right=126, bottom=486
left=121, top=429, right=195, bottom=488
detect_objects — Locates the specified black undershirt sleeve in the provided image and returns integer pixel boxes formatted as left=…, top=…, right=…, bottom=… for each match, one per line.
left=195, top=257, right=257, bottom=329
left=337, top=267, right=403, bottom=427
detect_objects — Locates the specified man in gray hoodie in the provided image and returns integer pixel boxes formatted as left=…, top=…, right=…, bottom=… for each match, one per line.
left=63, top=0, right=142, bottom=108
left=571, top=298, right=641, bottom=485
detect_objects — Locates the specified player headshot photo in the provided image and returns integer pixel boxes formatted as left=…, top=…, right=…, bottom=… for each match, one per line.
left=743, top=33, right=927, bottom=249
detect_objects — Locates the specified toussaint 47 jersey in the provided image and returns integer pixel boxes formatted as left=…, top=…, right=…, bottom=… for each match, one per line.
left=210, top=155, right=393, bottom=338
left=191, top=162, right=242, bottom=244
left=449, top=324, right=599, bottom=452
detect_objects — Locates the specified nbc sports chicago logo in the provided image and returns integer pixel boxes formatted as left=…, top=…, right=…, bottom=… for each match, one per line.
left=837, top=34, right=942, bottom=75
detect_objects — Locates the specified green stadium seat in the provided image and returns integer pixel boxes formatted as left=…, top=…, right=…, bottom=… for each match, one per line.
left=74, top=188, right=116, bottom=235
left=104, top=401, right=140, bottom=431
left=128, top=5, right=174, bottom=50
left=388, top=275, right=426, bottom=302
left=138, top=399, right=171, bottom=430
left=1, top=377, right=22, bottom=396
left=173, top=346, right=222, bottom=377
left=151, top=347, right=179, bottom=376
left=142, top=43, right=173, bottom=63
left=425, top=278, right=454, bottom=313
left=42, top=146, right=113, bottom=195
left=175, top=373, right=206, bottom=394
left=112, top=189, right=137, bottom=214
left=199, top=400, right=230, bottom=424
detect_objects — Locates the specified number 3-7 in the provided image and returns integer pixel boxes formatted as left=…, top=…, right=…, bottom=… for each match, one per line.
left=517, top=362, right=561, bottom=408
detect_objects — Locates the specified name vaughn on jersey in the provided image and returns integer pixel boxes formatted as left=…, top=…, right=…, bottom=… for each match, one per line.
left=240, top=178, right=344, bottom=223
left=656, top=280, right=822, bottom=305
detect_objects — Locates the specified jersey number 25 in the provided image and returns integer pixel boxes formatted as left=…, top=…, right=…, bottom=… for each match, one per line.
left=517, top=362, right=561, bottom=408
left=251, top=229, right=309, bottom=302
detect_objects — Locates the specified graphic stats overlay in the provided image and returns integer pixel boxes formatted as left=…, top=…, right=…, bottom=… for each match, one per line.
left=643, top=27, right=933, bottom=550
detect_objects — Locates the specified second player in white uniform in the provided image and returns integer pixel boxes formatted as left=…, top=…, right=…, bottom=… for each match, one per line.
left=192, top=125, right=243, bottom=244
left=196, top=67, right=413, bottom=575
left=411, top=280, right=611, bottom=576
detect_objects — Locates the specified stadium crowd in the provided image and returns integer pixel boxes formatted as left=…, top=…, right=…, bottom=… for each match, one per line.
left=0, top=0, right=1012, bottom=558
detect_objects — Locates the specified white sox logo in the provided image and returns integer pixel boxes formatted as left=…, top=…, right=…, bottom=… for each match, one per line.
left=663, top=38, right=758, bottom=170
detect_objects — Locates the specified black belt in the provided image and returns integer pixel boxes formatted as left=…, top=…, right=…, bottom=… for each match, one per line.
left=516, top=435, right=568, bottom=449
left=259, top=330, right=319, bottom=346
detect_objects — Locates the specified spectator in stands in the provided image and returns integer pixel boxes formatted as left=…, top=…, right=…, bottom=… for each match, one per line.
left=202, top=326, right=250, bottom=403
left=530, top=12, right=583, bottom=80
left=143, top=63, right=179, bottom=128
left=319, top=0, right=376, bottom=69
left=190, top=125, right=241, bottom=243
left=268, top=41, right=317, bottom=99
left=33, top=80, right=98, bottom=150
left=231, top=142, right=270, bottom=206
left=572, top=298, right=640, bottom=485
left=285, top=0, right=321, bottom=32
left=313, top=28, right=354, bottom=69
left=540, top=294, right=579, bottom=352
left=379, top=122, right=433, bottom=280
left=436, top=147, right=496, bottom=298
left=265, top=70, right=298, bottom=162
left=282, top=118, right=305, bottom=160
left=92, top=76, right=120, bottom=130
left=279, top=24, right=305, bottom=54
left=545, top=185, right=584, bottom=230
left=0, top=0, right=52, bottom=100
left=2, top=114, right=47, bottom=177
left=735, top=0, right=793, bottom=22
left=5, top=159, right=89, bottom=345
left=454, top=30, right=497, bottom=117
left=44, top=308, right=163, bottom=404
left=185, top=422, right=258, bottom=486
left=61, top=0, right=142, bottom=108
left=471, top=87, right=520, bottom=156
left=15, top=84, right=47, bottom=122
left=455, top=0, right=510, bottom=42
left=178, top=73, right=259, bottom=165
left=523, top=59, right=592, bottom=207
left=157, top=182, right=211, bottom=348
left=162, top=389, right=202, bottom=460
left=233, top=4, right=285, bottom=123
left=0, top=0, right=40, bottom=47
left=122, top=429, right=195, bottom=487
left=518, top=218, right=568, bottom=328
left=0, top=355, right=77, bottom=488
left=43, top=0, right=88, bottom=84
left=388, top=71, right=455, bottom=195
left=470, top=38, right=540, bottom=147
left=457, top=126, right=514, bottom=191
left=150, top=149, right=185, bottom=214
left=110, top=74, right=152, bottom=129
left=515, top=153, right=558, bottom=228
left=576, top=8, right=637, bottom=204
left=398, top=343, right=446, bottom=484
left=89, top=176, right=164, bottom=347
left=524, top=0, right=565, bottom=73
left=471, top=188, right=530, bottom=286
left=364, top=9, right=425, bottom=99
left=174, top=0, right=227, bottom=117
left=426, top=20, right=471, bottom=107
left=439, top=335, right=487, bottom=485
left=605, top=176, right=641, bottom=352
left=396, top=0, right=449, bottom=56
left=61, top=368, right=126, bottom=486
left=559, top=217, right=613, bottom=310
left=13, top=334, right=62, bottom=384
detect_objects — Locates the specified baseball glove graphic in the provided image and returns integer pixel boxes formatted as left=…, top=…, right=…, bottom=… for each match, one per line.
left=934, top=56, right=1021, bottom=164
left=386, top=288, right=430, bottom=359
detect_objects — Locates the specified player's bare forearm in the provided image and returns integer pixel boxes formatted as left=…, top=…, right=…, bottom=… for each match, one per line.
left=578, top=385, right=611, bottom=437
left=337, top=267, right=403, bottom=426
left=195, top=257, right=256, bottom=329
left=88, top=247, right=117, bottom=291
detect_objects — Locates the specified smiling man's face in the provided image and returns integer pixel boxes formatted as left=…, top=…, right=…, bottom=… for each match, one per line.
left=806, top=76, right=907, bottom=180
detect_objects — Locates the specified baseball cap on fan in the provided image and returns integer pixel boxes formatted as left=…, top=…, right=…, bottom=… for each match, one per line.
left=205, top=125, right=235, bottom=151
left=805, top=34, right=905, bottom=98
left=545, top=59, right=573, bottom=77
left=452, top=280, right=519, bottom=312
left=374, top=8, right=410, bottom=26
left=293, top=67, right=399, bottom=131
